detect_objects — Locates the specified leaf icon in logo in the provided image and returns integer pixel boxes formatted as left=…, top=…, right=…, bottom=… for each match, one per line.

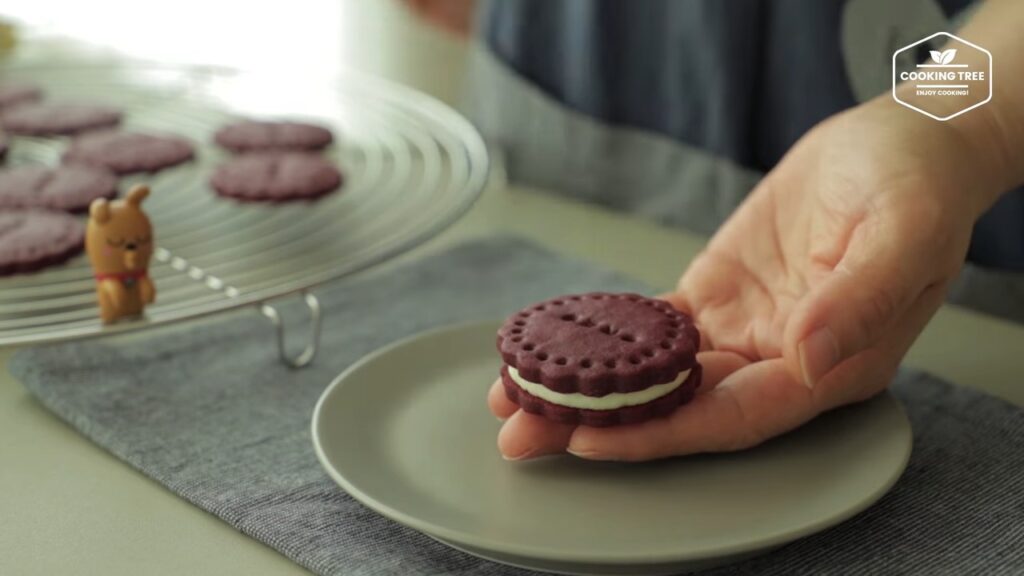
left=940, top=49, right=957, bottom=64
left=930, top=50, right=944, bottom=63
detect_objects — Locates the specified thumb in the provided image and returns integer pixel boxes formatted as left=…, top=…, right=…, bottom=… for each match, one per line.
left=784, top=231, right=938, bottom=388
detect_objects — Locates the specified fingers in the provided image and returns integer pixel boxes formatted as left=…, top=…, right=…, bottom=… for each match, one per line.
left=498, top=410, right=575, bottom=460
left=559, top=285, right=945, bottom=463
left=404, top=0, right=475, bottom=35
left=659, top=291, right=714, bottom=352
left=695, top=350, right=750, bottom=392
left=568, top=359, right=816, bottom=461
left=487, top=378, right=518, bottom=419
left=658, top=291, right=692, bottom=315
left=490, top=351, right=750, bottom=461
left=814, top=281, right=947, bottom=409
left=783, top=214, right=942, bottom=387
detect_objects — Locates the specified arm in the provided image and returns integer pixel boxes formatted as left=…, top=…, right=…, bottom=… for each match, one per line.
left=924, top=0, right=1024, bottom=213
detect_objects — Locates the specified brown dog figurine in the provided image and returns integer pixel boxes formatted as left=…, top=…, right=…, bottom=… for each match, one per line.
left=86, top=184, right=156, bottom=324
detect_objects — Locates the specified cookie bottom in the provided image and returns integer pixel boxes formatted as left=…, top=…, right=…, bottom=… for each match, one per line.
left=501, top=364, right=701, bottom=427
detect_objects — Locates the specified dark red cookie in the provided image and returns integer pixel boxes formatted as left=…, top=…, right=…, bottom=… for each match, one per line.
left=0, top=83, right=43, bottom=110
left=0, top=209, right=85, bottom=276
left=214, top=120, right=333, bottom=153
left=0, top=165, right=117, bottom=213
left=210, top=152, right=342, bottom=202
left=1, top=103, right=121, bottom=136
left=496, top=293, right=701, bottom=427
left=63, top=131, right=194, bottom=175
left=0, top=130, right=7, bottom=163
left=502, top=364, right=702, bottom=427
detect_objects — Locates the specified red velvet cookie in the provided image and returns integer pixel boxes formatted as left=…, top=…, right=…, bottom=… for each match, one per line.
left=63, top=131, right=194, bottom=175
left=1, top=103, right=121, bottom=136
left=214, top=120, right=333, bottom=153
left=496, top=293, right=702, bottom=427
left=209, top=152, right=342, bottom=202
left=0, top=209, right=85, bottom=275
left=0, top=165, right=117, bottom=213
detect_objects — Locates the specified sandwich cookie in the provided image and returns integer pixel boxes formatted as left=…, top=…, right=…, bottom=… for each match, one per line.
left=497, top=293, right=702, bottom=427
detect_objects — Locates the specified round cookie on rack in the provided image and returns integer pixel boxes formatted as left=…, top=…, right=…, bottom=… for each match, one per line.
left=0, top=209, right=85, bottom=276
left=0, top=164, right=117, bottom=213
left=497, top=293, right=702, bottom=427
left=214, top=120, right=333, bottom=153
left=63, top=131, right=194, bottom=175
left=0, top=83, right=43, bottom=111
left=210, top=152, right=342, bottom=202
left=1, top=102, right=121, bottom=136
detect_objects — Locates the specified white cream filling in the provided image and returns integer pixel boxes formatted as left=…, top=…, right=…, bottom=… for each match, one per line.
left=508, top=366, right=691, bottom=411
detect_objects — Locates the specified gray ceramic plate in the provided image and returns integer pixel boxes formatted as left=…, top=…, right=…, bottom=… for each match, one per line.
left=312, top=321, right=912, bottom=575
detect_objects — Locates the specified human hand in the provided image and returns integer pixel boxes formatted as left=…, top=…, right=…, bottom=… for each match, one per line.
left=402, top=0, right=475, bottom=36
left=489, top=97, right=997, bottom=461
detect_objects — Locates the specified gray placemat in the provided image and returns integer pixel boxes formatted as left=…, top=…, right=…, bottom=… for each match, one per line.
left=10, top=236, right=1024, bottom=575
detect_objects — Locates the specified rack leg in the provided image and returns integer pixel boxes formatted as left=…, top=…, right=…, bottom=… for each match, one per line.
left=258, top=291, right=322, bottom=369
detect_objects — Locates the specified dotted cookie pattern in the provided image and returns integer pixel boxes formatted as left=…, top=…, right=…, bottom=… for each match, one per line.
left=497, top=292, right=700, bottom=396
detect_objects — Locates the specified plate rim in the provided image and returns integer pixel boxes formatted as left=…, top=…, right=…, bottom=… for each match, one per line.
left=312, top=320, right=913, bottom=565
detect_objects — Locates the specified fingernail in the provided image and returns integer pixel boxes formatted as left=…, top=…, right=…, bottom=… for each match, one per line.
left=502, top=448, right=538, bottom=461
left=798, top=328, right=840, bottom=388
left=567, top=447, right=606, bottom=460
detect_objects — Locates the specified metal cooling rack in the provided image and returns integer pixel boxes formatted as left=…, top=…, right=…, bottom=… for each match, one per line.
left=0, top=62, right=488, bottom=366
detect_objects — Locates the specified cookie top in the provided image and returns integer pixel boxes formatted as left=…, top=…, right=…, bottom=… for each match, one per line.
left=214, top=120, right=333, bottom=153
left=0, top=165, right=118, bottom=212
left=63, top=131, right=194, bottom=174
left=0, top=83, right=43, bottom=110
left=0, top=209, right=85, bottom=275
left=210, top=152, right=342, bottom=202
left=497, top=293, right=699, bottom=396
left=1, top=103, right=121, bottom=136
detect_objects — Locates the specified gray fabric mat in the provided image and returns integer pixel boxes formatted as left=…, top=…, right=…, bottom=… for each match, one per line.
left=10, top=236, right=1024, bottom=575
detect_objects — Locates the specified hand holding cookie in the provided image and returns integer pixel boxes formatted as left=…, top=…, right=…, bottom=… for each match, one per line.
left=492, top=99, right=991, bottom=462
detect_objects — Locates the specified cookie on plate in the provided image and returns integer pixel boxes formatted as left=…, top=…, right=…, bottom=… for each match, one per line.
left=63, top=131, right=194, bottom=175
left=0, top=165, right=117, bottom=213
left=0, top=83, right=43, bottom=110
left=497, top=293, right=702, bottom=427
left=1, top=103, right=121, bottom=136
left=214, top=120, right=333, bottom=153
left=0, top=209, right=85, bottom=275
left=210, top=152, right=342, bottom=202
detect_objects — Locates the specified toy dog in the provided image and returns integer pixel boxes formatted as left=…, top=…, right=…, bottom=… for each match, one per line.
left=86, top=184, right=156, bottom=324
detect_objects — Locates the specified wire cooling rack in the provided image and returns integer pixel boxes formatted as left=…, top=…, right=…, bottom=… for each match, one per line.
left=0, top=62, right=488, bottom=365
